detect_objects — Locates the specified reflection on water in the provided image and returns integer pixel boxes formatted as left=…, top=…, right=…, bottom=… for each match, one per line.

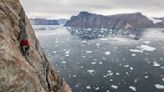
left=34, top=26, right=164, bottom=92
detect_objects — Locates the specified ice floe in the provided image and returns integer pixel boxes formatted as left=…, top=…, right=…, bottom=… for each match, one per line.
left=144, top=41, right=151, bottom=44
left=91, top=62, right=96, bottom=65
left=130, top=45, right=156, bottom=53
left=129, top=86, right=136, bottom=91
left=144, top=76, right=149, bottom=79
left=95, top=87, right=100, bottom=90
left=86, top=51, right=93, bottom=54
left=138, top=45, right=156, bottom=52
left=105, top=51, right=111, bottom=55
left=111, top=85, right=118, bottom=89
left=129, top=49, right=143, bottom=53
left=87, top=69, right=95, bottom=74
left=86, top=85, right=91, bottom=89
left=162, top=78, right=164, bottom=81
left=131, top=54, right=137, bottom=56
left=62, top=61, right=66, bottom=64
left=155, top=84, right=164, bottom=89
left=53, top=51, right=57, bottom=54
left=153, top=62, right=160, bottom=67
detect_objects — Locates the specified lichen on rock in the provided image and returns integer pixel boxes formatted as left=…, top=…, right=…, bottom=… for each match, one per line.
left=0, top=0, right=71, bottom=92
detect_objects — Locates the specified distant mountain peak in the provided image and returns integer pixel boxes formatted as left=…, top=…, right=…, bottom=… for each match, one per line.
left=65, top=11, right=154, bottom=29
left=79, top=11, right=91, bottom=16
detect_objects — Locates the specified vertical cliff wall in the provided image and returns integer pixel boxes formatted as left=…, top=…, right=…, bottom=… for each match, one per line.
left=0, top=0, right=71, bottom=92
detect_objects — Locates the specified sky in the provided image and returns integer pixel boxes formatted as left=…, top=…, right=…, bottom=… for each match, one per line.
left=20, top=0, right=164, bottom=19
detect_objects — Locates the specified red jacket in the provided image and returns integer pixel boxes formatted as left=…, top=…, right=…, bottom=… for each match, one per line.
left=20, top=39, right=29, bottom=46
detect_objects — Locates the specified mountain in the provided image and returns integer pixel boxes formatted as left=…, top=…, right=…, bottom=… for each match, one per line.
left=154, top=18, right=164, bottom=28
left=30, top=18, right=59, bottom=25
left=65, top=12, right=154, bottom=30
left=0, top=0, right=71, bottom=92
left=57, top=19, right=68, bottom=25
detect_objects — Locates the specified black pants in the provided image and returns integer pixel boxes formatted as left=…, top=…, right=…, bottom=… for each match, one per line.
left=20, top=45, right=29, bottom=56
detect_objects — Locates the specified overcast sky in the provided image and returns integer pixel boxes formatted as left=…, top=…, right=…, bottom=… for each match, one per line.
left=20, top=0, right=164, bottom=19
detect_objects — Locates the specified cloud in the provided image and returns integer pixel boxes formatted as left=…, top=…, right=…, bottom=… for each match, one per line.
left=20, top=0, right=164, bottom=19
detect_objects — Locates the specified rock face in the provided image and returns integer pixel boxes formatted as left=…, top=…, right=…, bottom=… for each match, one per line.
left=65, top=12, right=154, bottom=30
left=0, top=0, right=71, bottom=92
left=154, top=18, right=164, bottom=28
left=30, top=18, right=59, bottom=25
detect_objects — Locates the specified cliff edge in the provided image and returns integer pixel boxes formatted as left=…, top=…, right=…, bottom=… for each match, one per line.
left=0, top=0, right=71, bottom=92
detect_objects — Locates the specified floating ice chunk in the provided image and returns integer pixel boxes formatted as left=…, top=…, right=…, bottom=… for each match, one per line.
left=65, top=50, right=71, bottom=56
left=75, top=85, right=79, bottom=88
left=100, top=38, right=108, bottom=41
left=82, top=40, right=87, bottom=43
left=96, top=43, right=101, bottom=46
left=123, top=64, right=130, bottom=68
left=86, top=85, right=91, bottom=89
left=103, top=75, right=107, bottom=78
left=53, top=51, right=57, bottom=54
left=86, top=51, right=93, bottom=54
left=153, top=62, right=160, bottom=67
left=99, top=62, right=103, bottom=64
left=105, top=51, right=111, bottom=55
left=138, top=45, right=156, bottom=52
left=132, top=54, right=136, bottom=56
left=107, top=70, right=112, bottom=73
left=86, top=28, right=91, bottom=31
left=129, top=86, right=136, bottom=91
left=91, top=62, right=96, bottom=65
left=116, top=73, right=120, bottom=75
left=111, top=85, right=118, bottom=89
left=108, top=72, right=113, bottom=76
left=155, top=84, right=164, bottom=89
left=126, top=72, right=129, bottom=75
left=87, top=69, right=95, bottom=74
left=162, top=78, right=164, bottom=81
left=62, top=61, right=66, bottom=64
left=102, top=57, right=106, bottom=60
left=73, top=75, right=77, bottom=77
left=129, top=34, right=136, bottom=38
left=144, top=41, right=151, bottom=44
left=110, top=79, right=113, bottom=81
left=106, top=90, right=110, bottom=92
left=129, top=49, right=143, bottom=53
left=134, top=79, right=138, bottom=83
left=130, top=67, right=134, bottom=70
left=95, top=87, right=100, bottom=90
left=144, top=76, right=149, bottom=79
left=82, top=56, right=86, bottom=58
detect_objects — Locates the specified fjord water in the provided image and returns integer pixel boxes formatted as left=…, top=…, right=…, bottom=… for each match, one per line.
left=34, top=25, right=164, bottom=92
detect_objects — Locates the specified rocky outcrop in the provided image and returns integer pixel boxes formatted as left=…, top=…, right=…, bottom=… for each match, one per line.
left=154, top=18, right=164, bottom=28
left=65, top=12, right=154, bottom=30
left=30, top=18, right=59, bottom=25
left=0, top=0, right=71, bottom=92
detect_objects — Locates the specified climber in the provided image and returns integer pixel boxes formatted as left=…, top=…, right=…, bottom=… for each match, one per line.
left=19, top=26, right=30, bottom=56
left=19, top=10, right=30, bottom=56
left=20, top=39, right=30, bottom=56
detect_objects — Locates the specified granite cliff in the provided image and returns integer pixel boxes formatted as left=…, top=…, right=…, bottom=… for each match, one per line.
left=0, top=0, right=71, bottom=92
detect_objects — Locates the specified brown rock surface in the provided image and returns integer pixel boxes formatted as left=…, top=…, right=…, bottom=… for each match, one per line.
left=0, top=0, right=71, bottom=92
